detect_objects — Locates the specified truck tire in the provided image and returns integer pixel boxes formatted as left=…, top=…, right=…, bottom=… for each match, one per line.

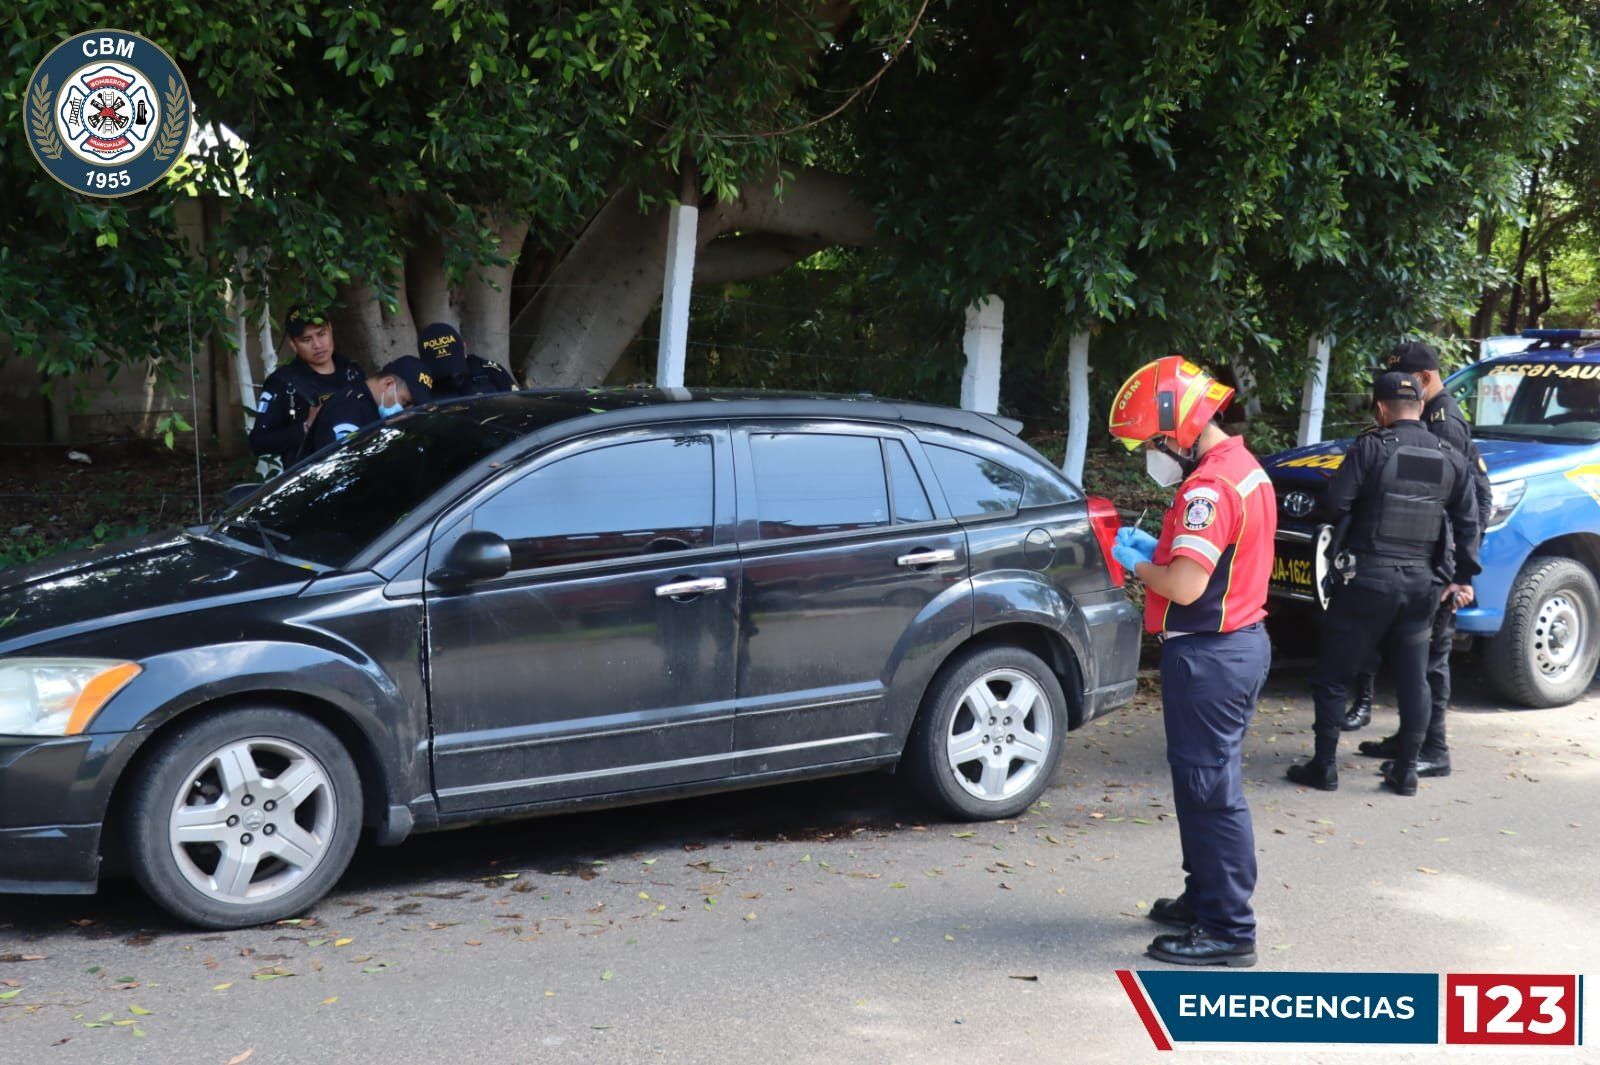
left=1485, top=556, right=1600, bottom=708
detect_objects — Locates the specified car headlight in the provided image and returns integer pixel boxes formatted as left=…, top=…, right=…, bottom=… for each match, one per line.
left=1488, top=479, right=1525, bottom=528
left=0, top=659, right=142, bottom=737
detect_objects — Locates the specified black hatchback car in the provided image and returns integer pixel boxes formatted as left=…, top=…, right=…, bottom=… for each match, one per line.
left=0, top=389, right=1139, bottom=927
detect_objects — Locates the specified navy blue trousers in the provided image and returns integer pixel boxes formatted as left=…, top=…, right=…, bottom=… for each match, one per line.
left=1159, top=623, right=1271, bottom=945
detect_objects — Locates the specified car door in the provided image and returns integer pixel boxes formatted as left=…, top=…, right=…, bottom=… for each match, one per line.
left=731, top=423, right=970, bottom=773
left=425, top=426, right=739, bottom=812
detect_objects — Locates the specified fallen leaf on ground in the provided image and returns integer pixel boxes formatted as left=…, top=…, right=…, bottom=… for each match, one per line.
left=128, top=1005, right=152, bottom=1016
left=226, top=1050, right=254, bottom=1065
left=212, top=983, right=232, bottom=991
left=0, top=988, right=21, bottom=1000
left=333, top=938, right=353, bottom=947
left=321, top=997, right=338, bottom=1006
left=1417, top=867, right=1440, bottom=875
left=1008, top=974, right=1039, bottom=982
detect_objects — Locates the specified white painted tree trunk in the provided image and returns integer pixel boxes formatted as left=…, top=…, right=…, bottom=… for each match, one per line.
left=232, top=282, right=257, bottom=423
left=1297, top=334, right=1333, bottom=445
left=1234, top=363, right=1263, bottom=419
left=960, top=296, right=1003, bottom=413
left=1063, top=330, right=1091, bottom=485
left=656, top=204, right=698, bottom=388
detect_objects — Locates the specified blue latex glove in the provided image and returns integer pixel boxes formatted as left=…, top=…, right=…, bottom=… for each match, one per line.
left=1111, top=540, right=1152, bottom=576
left=1116, top=525, right=1159, bottom=555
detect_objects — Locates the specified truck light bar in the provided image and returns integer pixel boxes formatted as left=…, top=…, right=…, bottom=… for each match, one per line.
left=1521, top=329, right=1600, bottom=340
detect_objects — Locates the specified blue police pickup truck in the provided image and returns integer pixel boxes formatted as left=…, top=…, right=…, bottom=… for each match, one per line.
left=1266, top=330, right=1600, bottom=708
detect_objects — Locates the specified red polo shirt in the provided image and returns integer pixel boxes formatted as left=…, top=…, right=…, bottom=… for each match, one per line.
left=1144, top=435, right=1277, bottom=634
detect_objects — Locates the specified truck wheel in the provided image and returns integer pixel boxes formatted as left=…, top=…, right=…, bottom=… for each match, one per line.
left=1485, top=557, right=1600, bottom=708
left=902, top=645, right=1068, bottom=820
left=125, top=708, right=363, bottom=929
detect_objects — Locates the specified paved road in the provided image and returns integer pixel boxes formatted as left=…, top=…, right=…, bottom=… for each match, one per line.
left=2, top=662, right=1596, bottom=1064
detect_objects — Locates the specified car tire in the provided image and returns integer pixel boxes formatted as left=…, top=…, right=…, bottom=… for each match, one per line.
left=902, top=644, right=1068, bottom=820
left=124, top=708, right=363, bottom=929
left=1485, top=556, right=1600, bottom=709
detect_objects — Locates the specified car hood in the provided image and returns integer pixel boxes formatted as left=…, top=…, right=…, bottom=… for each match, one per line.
left=1265, top=433, right=1596, bottom=487
left=1262, top=438, right=1351, bottom=487
left=0, top=532, right=314, bottom=655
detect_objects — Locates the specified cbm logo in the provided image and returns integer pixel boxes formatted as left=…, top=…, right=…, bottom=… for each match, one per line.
left=24, top=30, right=192, bottom=198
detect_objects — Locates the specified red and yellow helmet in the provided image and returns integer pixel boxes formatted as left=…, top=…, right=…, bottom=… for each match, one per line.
left=1108, top=356, right=1234, bottom=450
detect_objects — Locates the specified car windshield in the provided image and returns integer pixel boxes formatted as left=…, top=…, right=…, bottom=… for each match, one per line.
left=1448, top=359, right=1600, bottom=444
left=211, top=412, right=521, bottom=568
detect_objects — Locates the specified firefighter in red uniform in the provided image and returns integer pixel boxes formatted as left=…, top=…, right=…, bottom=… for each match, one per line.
left=1108, top=356, right=1276, bottom=967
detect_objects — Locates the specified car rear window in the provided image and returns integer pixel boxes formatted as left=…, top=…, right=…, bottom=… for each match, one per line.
left=750, top=433, right=889, bottom=538
left=925, top=444, right=1025, bottom=519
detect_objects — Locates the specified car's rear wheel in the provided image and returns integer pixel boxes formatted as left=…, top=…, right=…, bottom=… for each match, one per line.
left=125, top=709, right=362, bottom=929
left=903, top=645, right=1068, bottom=820
left=1485, top=556, right=1600, bottom=708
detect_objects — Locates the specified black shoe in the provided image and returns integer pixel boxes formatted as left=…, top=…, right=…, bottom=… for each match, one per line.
left=1357, top=735, right=1402, bottom=759
left=1340, top=701, right=1372, bottom=732
left=1381, top=762, right=1419, bottom=796
left=1380, top=757, right=1450, bottom=778
left=1286, top=759, right=1338, bottom=791
left=1148, top=896, right=1196, bottom=929
left=1147, top=926, right=1257, bottom=968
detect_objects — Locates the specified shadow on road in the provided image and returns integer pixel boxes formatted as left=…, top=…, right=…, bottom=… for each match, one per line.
left=1, top=768, right=936, bottom=939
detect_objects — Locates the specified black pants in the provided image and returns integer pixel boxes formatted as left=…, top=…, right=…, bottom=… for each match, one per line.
left=1352, top=594, right=1455, bottom=759
left=1160, top=624, right=1271, bottom=944
left=1311, top=561, right=1440, bottom=762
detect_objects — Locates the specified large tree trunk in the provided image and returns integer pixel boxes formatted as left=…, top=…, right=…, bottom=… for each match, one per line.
left=406, top=231, right=456, bottom=329
left=511, top=167, right=877, bottom=386
left=333, top=276, right=417, bottom=370
left=460, top=211, right=531, bottom=373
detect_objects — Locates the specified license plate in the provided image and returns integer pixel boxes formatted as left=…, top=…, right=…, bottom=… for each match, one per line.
left=1270, top=525, right=1335, bottom=609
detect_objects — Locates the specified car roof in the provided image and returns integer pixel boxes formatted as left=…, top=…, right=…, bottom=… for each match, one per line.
left=422, top=386, right=1040, bottom=458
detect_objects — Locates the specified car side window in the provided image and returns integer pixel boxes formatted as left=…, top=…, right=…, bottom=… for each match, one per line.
left=475, top=435, right=714, bottom=568
left=750, top=433, right=889, bottom=539
left=885, top=439, right=934, bottom=523
left=925, top=443, right=1024, bottom=519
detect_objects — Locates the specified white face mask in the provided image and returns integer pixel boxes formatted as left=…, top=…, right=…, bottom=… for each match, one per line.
left=1146, top=447, right=1186, bottom=488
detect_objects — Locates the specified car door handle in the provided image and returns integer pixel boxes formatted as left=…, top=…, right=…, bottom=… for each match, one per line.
left=654, top=577, right=728, bottom=598
left=896, top=548, right=957, bottom=567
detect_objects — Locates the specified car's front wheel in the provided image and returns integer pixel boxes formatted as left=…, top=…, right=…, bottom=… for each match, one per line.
left=1485, top=556, right=1600, bottom=708
left=125, top=709, right=363, bottom=929
left=903, top=645, right=1068, bottom=820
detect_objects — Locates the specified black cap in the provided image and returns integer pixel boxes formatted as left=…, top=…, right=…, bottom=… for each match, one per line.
left=1386, top=340, right=1439, bottom=374
left=1373, top=371, right=1422, bottom=402
left=418, top=322, right=466, bottom=378
left=284, top=306, right=328, bottom=339
left=379, top=355, right=434, bottom=406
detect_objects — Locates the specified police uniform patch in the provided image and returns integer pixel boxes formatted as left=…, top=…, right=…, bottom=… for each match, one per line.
left=257, top=391, right=273, bottom=414
left=1183, top=497, right=1217, bottom=530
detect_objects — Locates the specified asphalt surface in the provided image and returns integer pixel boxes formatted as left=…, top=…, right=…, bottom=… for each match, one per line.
left=2, top=658, right=1596, bottom=1065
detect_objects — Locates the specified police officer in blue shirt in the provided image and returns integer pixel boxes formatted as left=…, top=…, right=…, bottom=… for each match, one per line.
left=248, top=306, right=366, bottom=467
left=302, top=355, right=435, bottom=456
left=1287, top=372, right=1480, bottom=796
left=1342, top=343, right=1491, bottom=785
left=417, top=322, right=516, bottom=398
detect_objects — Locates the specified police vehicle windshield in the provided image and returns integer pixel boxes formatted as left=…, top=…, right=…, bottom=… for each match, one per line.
left=1449, top=359, right=1600, bottom=445
left=208, top=412, right=522, bottom=569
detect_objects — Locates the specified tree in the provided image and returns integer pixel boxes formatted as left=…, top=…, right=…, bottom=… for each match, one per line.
left=1, top=1, right=925, bottom=395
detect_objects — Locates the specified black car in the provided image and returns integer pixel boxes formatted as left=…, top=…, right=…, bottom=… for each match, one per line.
left=0, top=389, right=1140, bottom=928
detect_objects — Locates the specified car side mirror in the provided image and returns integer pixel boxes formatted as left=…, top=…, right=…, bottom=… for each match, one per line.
left=429, top=530, right=511, bottom=586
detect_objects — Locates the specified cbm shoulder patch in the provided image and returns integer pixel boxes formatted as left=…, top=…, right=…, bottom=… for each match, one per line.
left=1182, top=496, right=1217, bottom=531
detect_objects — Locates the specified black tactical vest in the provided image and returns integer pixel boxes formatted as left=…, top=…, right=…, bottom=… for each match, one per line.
left=1350, top=429, right=1455, bottom=561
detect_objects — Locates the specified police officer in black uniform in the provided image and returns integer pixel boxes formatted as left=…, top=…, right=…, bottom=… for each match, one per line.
left=1286, top=372, right=1480, bottom=796
left=1345, top=344, right=1491, bottom=784
left=249, top=307, right=366, bottom=467
left=417, top=322, right=516, bottom=398
left=302, top=355, right=435, bottom=456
